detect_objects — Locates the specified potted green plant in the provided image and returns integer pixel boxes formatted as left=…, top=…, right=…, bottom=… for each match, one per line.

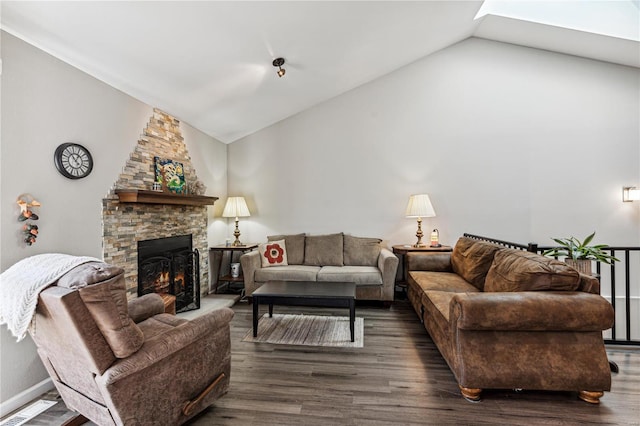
left=543, top=232, right=619, bottom=275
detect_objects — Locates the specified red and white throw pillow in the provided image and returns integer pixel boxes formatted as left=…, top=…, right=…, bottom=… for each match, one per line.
left=259, top=239, right=288, bottom=267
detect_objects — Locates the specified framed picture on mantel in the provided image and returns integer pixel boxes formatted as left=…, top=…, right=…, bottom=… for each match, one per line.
left=154, top=157, right=186, bottom=194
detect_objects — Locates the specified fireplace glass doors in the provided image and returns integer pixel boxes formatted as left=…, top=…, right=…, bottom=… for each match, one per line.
left=137, top=235, right=200, bottom=313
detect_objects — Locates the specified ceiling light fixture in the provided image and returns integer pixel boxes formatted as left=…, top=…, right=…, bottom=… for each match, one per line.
left=272, top=57, right=286, bottom=78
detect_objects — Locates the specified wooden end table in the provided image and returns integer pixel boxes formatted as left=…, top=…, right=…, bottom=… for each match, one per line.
left=252, top=281, right=356, bottom=342
left=209, top=244, right=258, bottom=294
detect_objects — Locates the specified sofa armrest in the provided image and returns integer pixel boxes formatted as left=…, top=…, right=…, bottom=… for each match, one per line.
left=240, top=250, right=261, bottom=296
left=406, top=252, right=452, bottom=272
left=450, top=291, right=614, bottom=332
left=99, top=307, right=234, bottom=385
left=128, top=293, right=165, bottom=323
left=577, top=273, right=600, bottom=294
left=378, top=248, right=399, bottom=299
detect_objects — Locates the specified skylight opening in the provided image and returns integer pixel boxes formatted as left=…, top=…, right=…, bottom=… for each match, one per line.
left=475, top=0, right=640, bottom=42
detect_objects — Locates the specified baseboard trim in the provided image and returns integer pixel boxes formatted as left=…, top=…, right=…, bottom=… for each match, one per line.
left=0, top=378, right=54, bottom=418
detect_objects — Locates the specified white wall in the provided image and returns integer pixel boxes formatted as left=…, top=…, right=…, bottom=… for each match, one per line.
left=229, top=37, right=640, bottom=248
left=181, top=123, right=228, bottom=244
left=0, top=31, right=228, bottom=412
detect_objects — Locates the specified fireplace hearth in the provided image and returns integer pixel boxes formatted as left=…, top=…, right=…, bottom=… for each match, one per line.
left=138, top=235, right=200, bottom=313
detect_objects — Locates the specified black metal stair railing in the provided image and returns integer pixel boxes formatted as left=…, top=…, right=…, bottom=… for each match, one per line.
left=594, top=247, right=639, bottom=345
left=463, top=233, right=639, bottom=346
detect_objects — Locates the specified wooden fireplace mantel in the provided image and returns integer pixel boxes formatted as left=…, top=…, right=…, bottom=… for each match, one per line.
left=115, top=189, right=218, bottom=206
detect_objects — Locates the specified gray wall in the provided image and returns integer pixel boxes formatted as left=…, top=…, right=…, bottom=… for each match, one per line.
left=0, top=31, right=228, bottom=411
left=229, top=38, right=640, bottom=248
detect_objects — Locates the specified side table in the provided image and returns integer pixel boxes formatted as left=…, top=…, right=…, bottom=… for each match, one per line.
left=392, top=245, right=453, bottom=295
left=209, top=244, right=258, bottom=295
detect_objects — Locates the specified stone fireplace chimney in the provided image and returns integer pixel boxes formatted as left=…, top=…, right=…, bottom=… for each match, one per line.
left=102, top=109, right=214, bottom=299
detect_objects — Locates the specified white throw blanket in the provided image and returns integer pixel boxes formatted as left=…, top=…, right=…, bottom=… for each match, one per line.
left=0, top=253, right=100, bottom=341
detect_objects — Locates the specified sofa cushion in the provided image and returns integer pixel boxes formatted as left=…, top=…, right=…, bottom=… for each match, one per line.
left=78, top=276, right=144, bottom=358
left=343, top=235, right=382, bottom=266
left=418, top=290, right=455, bottom=364
left=317, top=266, right=382, bottom=285
left=484, top=249, right=580, bottom=292
left=259, top=239, right=288, bottom=267
left=268, top=233, right=305, bottom=265
left=409, top=271, right=480, bottom=293
left=424, top=290, right=458, bottom=322
left=255, top=265, right=320, bottom=282
left=451, top=237, right=503, bottom=290
left=304, top=233, right=344, bottom=266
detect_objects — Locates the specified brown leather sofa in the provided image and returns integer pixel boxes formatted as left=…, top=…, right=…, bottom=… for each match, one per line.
left=406, top=236, right=614, bottom=404
left=30, top=261, right=233, bottom=425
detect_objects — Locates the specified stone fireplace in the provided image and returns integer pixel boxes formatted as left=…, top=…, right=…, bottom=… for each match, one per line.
left=102, top=109, right=216, bottom=300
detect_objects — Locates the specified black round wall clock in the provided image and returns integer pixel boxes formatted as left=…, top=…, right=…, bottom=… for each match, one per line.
left=54, top=143, right=94, bottom=179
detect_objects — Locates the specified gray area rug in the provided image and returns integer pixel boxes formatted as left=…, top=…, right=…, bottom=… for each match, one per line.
left=243, top=313, right=364, bottom=348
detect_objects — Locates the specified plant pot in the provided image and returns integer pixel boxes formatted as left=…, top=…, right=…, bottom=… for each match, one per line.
left=564, top=258, right=592, bottom=275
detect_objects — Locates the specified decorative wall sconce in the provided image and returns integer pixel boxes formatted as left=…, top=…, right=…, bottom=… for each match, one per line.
left=406, top=194, right=436, bottom=247
left=272, top=57, right=286, bottom=78
left=17, top=194, right=41, bottom=245
left=622, top=186, right=640, bottom=202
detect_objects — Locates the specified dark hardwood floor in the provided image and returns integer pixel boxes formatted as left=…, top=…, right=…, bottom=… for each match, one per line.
left=12, top=298, right=640, bottom=425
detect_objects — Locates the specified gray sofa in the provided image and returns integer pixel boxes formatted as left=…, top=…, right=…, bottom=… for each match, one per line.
left=240, top=233, right=398, bottom=302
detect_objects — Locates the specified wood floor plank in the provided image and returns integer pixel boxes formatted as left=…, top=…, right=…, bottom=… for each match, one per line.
left=11, top=299, right=640, bottom=425
left=192, top=300, right=640, bottom=425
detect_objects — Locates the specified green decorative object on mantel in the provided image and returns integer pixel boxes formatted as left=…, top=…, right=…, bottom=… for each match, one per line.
left=543, top=231, right=619, bottom=275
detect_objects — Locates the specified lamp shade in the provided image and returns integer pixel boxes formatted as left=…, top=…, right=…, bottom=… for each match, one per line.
left=405, top=194, right=436, bottom=218
left=222, top=196, right=251, bottom=218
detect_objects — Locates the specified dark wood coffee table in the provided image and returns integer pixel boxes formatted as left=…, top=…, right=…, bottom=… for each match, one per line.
left=252, top=281, right=356, bottom=342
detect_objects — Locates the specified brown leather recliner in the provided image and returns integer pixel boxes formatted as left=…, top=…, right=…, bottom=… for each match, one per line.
left=29, top=261, right=233, bottom=425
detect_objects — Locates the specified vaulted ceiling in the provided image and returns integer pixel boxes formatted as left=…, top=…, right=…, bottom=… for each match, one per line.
left=2, top=1, right=638, bottom=143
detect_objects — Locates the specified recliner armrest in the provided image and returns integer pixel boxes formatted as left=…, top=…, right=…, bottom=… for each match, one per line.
left=99, top=307, right=234, bottom=385
left=450, top=291, right=614, bottom=332
left=128, top=293, right=165, bottom=323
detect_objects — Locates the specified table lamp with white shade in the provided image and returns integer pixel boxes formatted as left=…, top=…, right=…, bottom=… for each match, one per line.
left=405, top=194, right=436, bottom=248
left=222, top=196, right=251, bottom=247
